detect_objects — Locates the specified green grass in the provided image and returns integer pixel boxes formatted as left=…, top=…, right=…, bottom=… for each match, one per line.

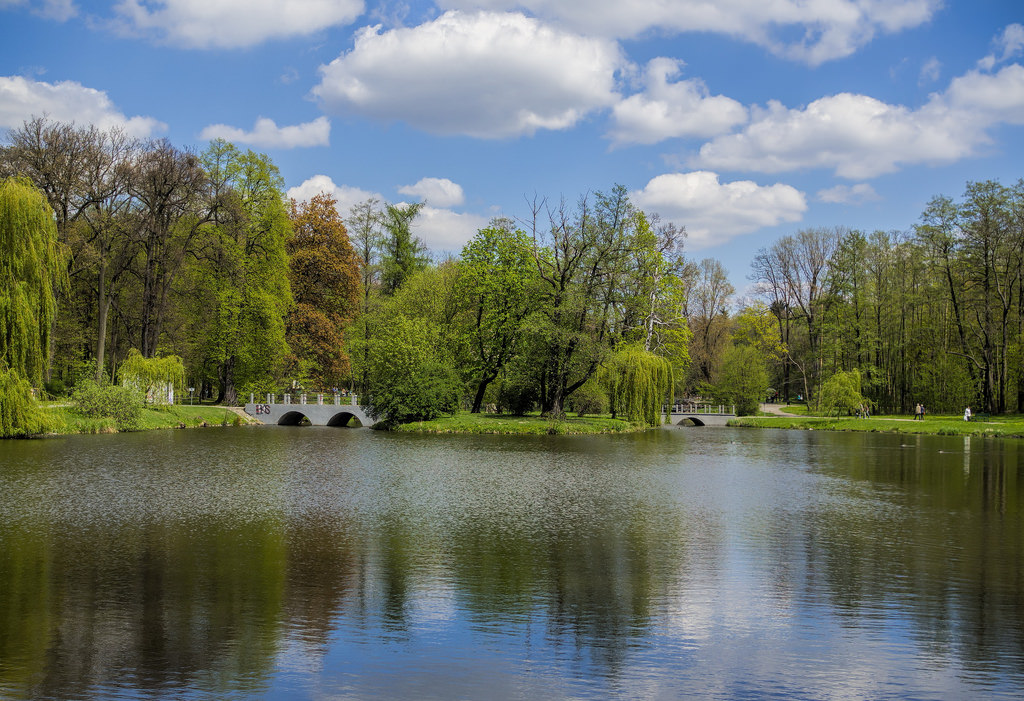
left=394, top=411, right=646, bottom=435
left=729, top=414, right=1024, bottom=438
left=44, top=404, right=250, bottom=435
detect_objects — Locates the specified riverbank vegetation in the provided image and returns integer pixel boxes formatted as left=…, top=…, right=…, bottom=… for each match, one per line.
left=3, top=116, right=1024, bottom=438
left=730, top=415, right=1024, bottom=438
left=44, top=403, right=246, bottom=435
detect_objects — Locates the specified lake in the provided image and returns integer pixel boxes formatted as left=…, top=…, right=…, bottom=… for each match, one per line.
left=1, top=426, right=1022, bottom=699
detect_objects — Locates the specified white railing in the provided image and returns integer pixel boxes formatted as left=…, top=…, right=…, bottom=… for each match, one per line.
left=665, top=403, right=735, bottom=415
left=251, top=393, right=358, bottom=406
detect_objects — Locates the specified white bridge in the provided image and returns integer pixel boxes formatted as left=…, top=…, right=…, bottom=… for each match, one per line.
left=664, top=404, right=737, bottom=427
left=244, top=393, right=374, bottom=427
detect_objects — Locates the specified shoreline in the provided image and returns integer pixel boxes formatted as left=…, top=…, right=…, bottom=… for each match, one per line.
left=728, top=415, right=1024, bottom=439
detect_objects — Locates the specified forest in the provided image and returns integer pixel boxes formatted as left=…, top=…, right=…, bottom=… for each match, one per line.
left=2, top=117, right=1023, bottom=436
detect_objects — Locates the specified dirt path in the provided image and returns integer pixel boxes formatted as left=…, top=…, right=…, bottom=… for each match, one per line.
left=760, top=403, right=800, bottom=417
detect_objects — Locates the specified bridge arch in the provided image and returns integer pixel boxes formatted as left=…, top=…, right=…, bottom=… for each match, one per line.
left=278, top=410, right=312, bottom=426
left=326, top=411, right=363, bottom=427
left=675, top=416, right=706, bottom=427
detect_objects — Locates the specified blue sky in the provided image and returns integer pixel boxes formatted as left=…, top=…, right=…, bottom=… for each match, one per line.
left=2, top=0, right=1022, bottom=291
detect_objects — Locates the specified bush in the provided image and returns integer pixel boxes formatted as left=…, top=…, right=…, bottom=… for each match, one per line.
left=496, top=373, right=539, bottom=415
left=0, top=366, right=54, bottom=437
left=567, top=380, right=607, bottom=416
left=71, top=379, right=144, bottom=431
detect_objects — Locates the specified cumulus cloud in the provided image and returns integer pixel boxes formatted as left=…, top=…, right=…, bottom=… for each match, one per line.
left=200, top=116, right=330, bottom=148
left=398, top=178, right=465, bottom=208
left=412, top=206, right=489, bottom=251
left=608, top=58, right=747, bottom=145
left=817, top=183, right=880, bottom=204
left=313, top=10, right=624, bottom=138
left=111, top=0, right=364, bottom=49
left=692, top=62, right=1024, bottom=179
left=0, top=75, right=165, bottom=136
left=630, top=171, right=806, bottom=249
left=286, top=175, right=382, bottom=217
left=437, top=0, right=939, bottom=65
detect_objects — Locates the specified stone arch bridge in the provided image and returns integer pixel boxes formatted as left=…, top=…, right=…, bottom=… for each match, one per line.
left=244, top=393, right=374, bottom=427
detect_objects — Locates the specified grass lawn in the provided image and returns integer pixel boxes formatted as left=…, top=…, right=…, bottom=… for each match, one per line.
left=394, top=411, right=645, bottom=435
left=44, top=404, right=250, bottom=435
left=730, top=414, right=1024, bottom=438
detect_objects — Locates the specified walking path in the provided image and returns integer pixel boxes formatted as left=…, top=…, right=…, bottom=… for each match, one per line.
left=761, top=403, right=800, bottom=416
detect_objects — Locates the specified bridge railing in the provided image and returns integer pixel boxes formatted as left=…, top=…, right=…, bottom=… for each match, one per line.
left=250, top=392, right=359, bottom=406
left=664, top=403, right=736, bottom=415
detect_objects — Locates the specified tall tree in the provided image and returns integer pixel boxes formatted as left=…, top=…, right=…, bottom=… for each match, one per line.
left=0, top=177, right=68, bottom=383
left=455, top=219, right=538, bottom=413
left=193, top=141, right=291, bottom=404
left=380, top=201, right=426, bottom=294
left=528, top=186, right=637, bottom=416
left=287, top=192, right=360, bottom=388
left=346, top=198, right=385, bottom=395
left=128, top=139, right=214, bottom=357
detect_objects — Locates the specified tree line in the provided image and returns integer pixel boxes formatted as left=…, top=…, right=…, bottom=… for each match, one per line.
left=3, top=116, right=1022, bottom=431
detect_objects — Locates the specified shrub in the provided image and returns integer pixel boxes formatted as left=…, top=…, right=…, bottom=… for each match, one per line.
left=72, top=378, right=144, bottom=431
left=0, top=366, right=54, bottom=437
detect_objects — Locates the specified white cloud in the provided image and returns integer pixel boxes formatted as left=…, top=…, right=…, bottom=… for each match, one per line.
left=286, top=175, right=382, bottom=217
left=0, top=0, right=77, bottom=20
left=398, top=178, right=465, bottom=208
left=200, top=116, right=330, bottom=148
left=630, top=171, right=806, bottom=249
left=817, top=183, right=880, bottom=204
left=412, top=205, right=489, bottom=251
left=692, top=62, right=1024, bottom=179
left=313, top=10, right=624, bottom=138
left=111, top=0, right=364, bottom=49
left=978, top=23, right=1024, bottom=71
left=437, top=0, right=939, bottom=65
left=919, top=56, right=941, bottom=85
left=608, top=58, right=747, bottom=146
left=0, top=75, right=165, bottom=136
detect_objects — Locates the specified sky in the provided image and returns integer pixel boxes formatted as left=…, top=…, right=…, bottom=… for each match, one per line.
left=2, top=0, right=1023, bottom=292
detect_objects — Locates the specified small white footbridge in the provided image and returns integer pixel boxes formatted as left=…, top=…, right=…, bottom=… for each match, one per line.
left=243, top=394, right=735, bottom=428
left=245, top=393, right=374, bottom=427
left=663, top=404, right=737, bottom=427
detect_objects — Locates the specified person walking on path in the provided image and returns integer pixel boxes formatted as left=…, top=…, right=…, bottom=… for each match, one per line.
left=914, top=403, right=922, bottom=420
left=964, top=406, right=972, bottom=422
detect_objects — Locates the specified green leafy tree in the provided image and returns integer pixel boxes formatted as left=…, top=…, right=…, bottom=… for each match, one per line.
left=365, top=315, right=461, bottom=427
left=381, top=201, right=426, bottom=295
left=0, top=177, right=67, bottom=436
left=455, top=219, right=539, bottom=412
left=602, top=345, right=673, bottom=426
left=192, top=141, right=292, bottom=404
left=818, top=369, right=868, bottom=417
left=714, top=345, right=768, bottom=416
left=117, top=348, right=185, bottom=405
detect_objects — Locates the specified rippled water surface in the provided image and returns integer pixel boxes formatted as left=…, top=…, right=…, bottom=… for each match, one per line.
left=1, top=426, right=1023, bottom=699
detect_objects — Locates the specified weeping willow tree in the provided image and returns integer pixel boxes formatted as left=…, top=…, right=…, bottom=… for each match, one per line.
left=0, top=178, right=67, bottom=437
left=117, top=349, right=186, bottom=405
left=602, top=345, right=674, bottom=426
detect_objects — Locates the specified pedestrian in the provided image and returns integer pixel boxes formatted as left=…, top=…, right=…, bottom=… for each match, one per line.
left=920, top=405, right=925, bottom=420
left=914, top=403, right=922, bottom=420
left=964, top=406, right=971, bottom=422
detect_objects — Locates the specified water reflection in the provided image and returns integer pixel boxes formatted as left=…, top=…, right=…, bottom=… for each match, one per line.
left=1, top=428, right=1023, bottom=699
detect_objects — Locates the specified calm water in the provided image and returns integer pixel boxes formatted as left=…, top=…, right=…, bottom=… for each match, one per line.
left=1, top=426, right=1023, bottom=700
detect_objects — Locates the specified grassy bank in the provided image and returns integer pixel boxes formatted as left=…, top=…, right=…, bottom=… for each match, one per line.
left=43, top=404, right=250, bottom=435
left=730, top=414, right=1024, bottom=438
left=394, top=412, right=644, bottom=435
